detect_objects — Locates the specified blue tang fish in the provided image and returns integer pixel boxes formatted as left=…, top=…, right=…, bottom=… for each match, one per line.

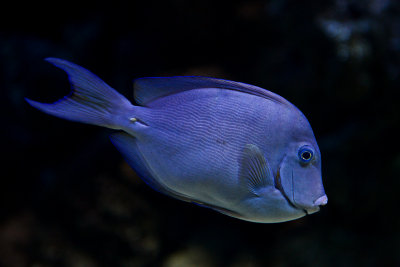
left=26, top=58, right=327, bottom=223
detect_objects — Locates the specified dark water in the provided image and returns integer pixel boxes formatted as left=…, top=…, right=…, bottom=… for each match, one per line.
left=1, top=1, right=399, bottom=266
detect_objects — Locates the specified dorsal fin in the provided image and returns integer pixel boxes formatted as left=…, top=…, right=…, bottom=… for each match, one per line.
left=133, top=76, right=288, bottom=106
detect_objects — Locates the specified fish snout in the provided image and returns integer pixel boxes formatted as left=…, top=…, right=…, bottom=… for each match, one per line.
left=313, top=195, right=328, bottom=206
left=304, top=195, right=328, bottom=215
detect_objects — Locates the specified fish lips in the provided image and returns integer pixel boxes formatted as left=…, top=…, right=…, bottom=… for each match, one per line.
left=305, top=195, right=328, bottom=214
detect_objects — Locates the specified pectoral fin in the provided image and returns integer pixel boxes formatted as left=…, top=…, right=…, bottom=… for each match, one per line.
left=239, top=144, right=274, bottom=196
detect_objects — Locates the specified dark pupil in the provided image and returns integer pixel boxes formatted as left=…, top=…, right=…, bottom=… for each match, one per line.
left=302, top=151, right=312, bottom=160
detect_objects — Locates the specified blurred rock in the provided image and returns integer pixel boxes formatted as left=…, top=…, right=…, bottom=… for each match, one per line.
left=163, top=246, right=216, bottom=267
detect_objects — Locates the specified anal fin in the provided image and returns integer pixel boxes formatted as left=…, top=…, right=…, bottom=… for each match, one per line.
left=192, top=201, right=243, bottom=219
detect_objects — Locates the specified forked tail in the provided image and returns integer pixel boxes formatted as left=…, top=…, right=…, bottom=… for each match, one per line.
left=25, top=58, right=132, bottom=129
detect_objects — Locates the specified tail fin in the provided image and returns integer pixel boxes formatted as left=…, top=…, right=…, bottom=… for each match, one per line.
left=26, top=58, right=132, bottom=129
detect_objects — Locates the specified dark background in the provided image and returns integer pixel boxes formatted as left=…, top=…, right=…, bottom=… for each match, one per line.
left=1, top=0, right=399, bottom=266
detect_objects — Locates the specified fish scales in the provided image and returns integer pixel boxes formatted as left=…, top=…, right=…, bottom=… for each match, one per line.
left=26, top=58, right=327, bottom=223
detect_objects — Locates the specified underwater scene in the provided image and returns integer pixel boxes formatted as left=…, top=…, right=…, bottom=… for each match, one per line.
left=1, top=0, right=399, bottom=266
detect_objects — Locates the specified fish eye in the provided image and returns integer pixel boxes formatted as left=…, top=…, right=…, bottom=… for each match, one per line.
left=298, top=146, right=314, bottom=163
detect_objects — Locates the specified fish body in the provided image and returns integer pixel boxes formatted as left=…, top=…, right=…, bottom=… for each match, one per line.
left=27, top=58, right=327, bottom=223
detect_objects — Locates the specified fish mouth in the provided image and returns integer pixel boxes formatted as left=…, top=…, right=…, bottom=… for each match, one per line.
left=291, top=170, right=328, bottom=215
left=274, top=167, right=327, bottom=215
left=274, top=168, right=306, bottom=214
left=305, top=195, right=328, bottom=214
